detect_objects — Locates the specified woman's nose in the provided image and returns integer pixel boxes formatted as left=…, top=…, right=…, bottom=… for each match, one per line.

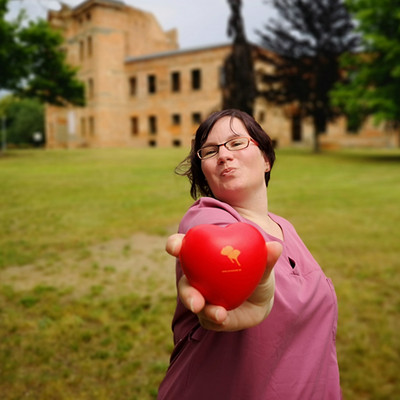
left=217, top=146, right=233, bottom=163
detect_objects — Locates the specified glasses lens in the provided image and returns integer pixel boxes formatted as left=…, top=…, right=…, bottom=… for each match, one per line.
left=198, top=138, right=251, bottom=159
left=226, top=137, right=249, bottom=151
left=199, top=146, right=218, bottom=159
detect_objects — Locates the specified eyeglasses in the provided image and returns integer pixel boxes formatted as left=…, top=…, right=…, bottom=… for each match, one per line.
left=197, top=137, right=258, bottom=160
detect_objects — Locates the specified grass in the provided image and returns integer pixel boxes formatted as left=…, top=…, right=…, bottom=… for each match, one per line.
left=1, top=147, right=399, bottom=399
left=270, top=149, right=400, bottom=400
left=0, top=148, right=191, bottom=268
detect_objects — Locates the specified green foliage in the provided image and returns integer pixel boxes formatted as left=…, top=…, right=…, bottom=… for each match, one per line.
left=0, top=96, right=45, bottom=145
left=0, top=0, right=28, bottom=89
left=18, top=19, right=85, bottom=106
left=257, top=0, right=360, bottom=149
left=332, top=0, right=400, bottom=127
left=0, top=0, right=85, bottom=106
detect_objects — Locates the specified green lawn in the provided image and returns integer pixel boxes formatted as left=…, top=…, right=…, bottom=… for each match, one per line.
left=0, top=148, right=192, bottom=268
left=0, top=147, right=399, bottom=399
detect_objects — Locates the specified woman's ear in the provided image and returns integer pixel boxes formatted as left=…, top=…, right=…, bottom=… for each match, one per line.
left=264, top=157, right=270, bottom=172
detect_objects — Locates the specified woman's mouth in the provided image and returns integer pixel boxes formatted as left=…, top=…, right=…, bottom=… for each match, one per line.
left=221, top=167, right=235, bottom=177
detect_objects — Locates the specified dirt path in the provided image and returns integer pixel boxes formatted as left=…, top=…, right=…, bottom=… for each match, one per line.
left=0, top=232, right=177, bottom=300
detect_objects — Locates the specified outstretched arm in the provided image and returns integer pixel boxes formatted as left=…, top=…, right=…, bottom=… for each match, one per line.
left=166, top=234, right=282, bottom=332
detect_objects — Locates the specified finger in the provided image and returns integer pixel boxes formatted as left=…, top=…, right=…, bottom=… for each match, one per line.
left=266, top=241, right=283, bottom=268
left=178, top=277, right=229, bottom=330
left=247, top=241, right=281, bottom=309
left=165, top=233, right=185, bottom=257
left=198, top=305, right=229, bottom=331
left=178, top=275, right=205, bottom=313
left=202, top=304, right=228, bottom=324
left=263, top=241, right=283, bottom=277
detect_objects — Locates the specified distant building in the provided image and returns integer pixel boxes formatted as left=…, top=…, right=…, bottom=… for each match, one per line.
left=45, top=0, right=298, bottom=148
left=46, top=0, right=398, bottom=149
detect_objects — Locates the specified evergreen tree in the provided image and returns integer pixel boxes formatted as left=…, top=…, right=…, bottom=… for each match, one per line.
left=222, top=0, right=257, bottom=116
left=257, top=0, right=359, bottom=151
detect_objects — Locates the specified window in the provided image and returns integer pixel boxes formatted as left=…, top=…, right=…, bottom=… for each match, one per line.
left=191, top=69, right=201, bottom=90
left=87, top=36, right=92, bottom=57
left=79, top=40, right=84, bottom=61
left=149, top=116, right=157, bottom=134
left=89, top=116, right=95, bottom=136
left=292, top=115, right=302, bottom=142
left=172, top=114, right=181, bottom=125
left=172, top=139, right=181, bottom=147
left=171, top=71, right=180, bottom=92
left=192, top=112, right=202, bottom=125
left=148, top=74, right=156, bottom=94
left=131, top=117, right=139, bottom=135
left=219, top=66, right=226, bottom=88
left=129, top=77, right=137, bottom=96
left=88, top=78, right=94, bottom=99
left=49, top=122, right=54, bottom=138
left=80, top=117, right=86, bottom=137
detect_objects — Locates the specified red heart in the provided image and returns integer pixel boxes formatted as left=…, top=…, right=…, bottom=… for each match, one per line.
left=179, top=223, right=268, bottom=310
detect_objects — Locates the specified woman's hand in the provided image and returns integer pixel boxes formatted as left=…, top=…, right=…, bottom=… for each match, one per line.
left=166, top=234, right=282, bottom=332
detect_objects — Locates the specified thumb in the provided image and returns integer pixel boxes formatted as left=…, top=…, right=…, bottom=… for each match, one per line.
left=264, top=241, right=283, bottom=277
left=248, top=241, right=282, bottom=307
left=165, top=233, right=185, bottom=257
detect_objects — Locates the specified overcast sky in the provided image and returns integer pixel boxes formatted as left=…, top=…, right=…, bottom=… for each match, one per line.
left=7, top=0, right=276, bottom=49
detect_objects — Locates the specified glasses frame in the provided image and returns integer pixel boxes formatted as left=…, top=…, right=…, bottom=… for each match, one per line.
left=197, top=137, right=258, bottom=160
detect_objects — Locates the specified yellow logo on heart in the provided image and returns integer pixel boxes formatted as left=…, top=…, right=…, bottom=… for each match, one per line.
left=221, top=245, right=241, bottom=267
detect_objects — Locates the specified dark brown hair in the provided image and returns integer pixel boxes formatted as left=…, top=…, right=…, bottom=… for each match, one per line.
left=176, top=109, right=276, bottom=199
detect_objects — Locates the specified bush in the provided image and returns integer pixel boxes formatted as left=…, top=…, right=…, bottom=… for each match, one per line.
left=1, top=96, right=45, bottom=146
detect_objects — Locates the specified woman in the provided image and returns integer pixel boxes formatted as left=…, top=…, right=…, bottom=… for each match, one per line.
left=158, top=109, right=341, bottom=399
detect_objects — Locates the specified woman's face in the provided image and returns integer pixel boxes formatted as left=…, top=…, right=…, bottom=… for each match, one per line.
left=200, top=116, right=270, bottom=204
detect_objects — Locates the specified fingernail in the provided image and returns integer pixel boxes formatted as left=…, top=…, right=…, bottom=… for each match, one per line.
left=215, top=308, right=221, bottom=321
left=171, top=238, right=179, bottom=255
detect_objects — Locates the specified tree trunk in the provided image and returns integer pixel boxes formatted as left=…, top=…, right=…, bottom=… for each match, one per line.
left=223, top=0, right=256, bottom=115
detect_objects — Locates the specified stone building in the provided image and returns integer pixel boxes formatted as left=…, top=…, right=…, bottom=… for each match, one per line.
left=45, top=0, right=298, bottom=149
left=45, top=0, right=398, bottom=149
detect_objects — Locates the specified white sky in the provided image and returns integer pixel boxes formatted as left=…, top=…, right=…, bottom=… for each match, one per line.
left=6, top=0, right=276, bottom=49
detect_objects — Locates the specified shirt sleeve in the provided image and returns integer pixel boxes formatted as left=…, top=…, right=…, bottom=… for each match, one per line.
left=172, top=197, right=248, bottom=342
left=178, top=197, right=243, bottom=234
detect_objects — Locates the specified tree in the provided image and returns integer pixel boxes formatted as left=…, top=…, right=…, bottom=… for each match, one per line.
left=0, top=0, right=85, bottom=107
left=257, top=0, right=360, bottom=151
left=222, top=0, right=257, bottom=116
left=332, top=0, right=400, bottom=142
left=0, top=0, right=27, bottom=91
left=0, top=95, right=45, bottom=146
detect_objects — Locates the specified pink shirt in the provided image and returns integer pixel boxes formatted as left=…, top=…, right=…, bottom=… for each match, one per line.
left=158, top=198, right=341, bottom=400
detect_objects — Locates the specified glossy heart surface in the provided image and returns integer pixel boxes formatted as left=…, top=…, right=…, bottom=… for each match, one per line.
left=179, top=223, right=268, bottom=310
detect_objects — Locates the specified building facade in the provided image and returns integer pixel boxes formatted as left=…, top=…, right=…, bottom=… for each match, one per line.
left=45, top=0, right=398, bottom=149
left=45, top=0, right=299, bottom=149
